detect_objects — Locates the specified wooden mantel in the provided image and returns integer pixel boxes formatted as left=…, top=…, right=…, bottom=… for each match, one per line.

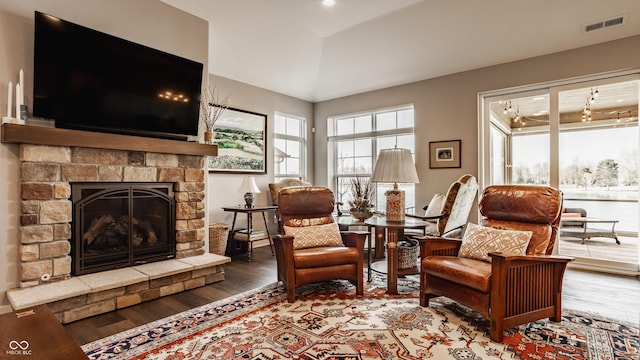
left=1, top=123, right=217, bottom=156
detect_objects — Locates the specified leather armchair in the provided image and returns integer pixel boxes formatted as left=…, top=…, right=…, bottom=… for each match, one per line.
left=273, top=186, right=367, bottom=302
left=418, top=185, right=573, bottom=342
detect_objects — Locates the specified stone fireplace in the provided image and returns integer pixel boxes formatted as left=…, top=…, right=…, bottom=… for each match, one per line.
left=18, top=145, right=206, bottom=286
left=3, top=124, right=227, bottom=322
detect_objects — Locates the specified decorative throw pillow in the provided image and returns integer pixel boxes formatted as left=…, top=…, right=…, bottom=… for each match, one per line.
left=283, top=222, right=344, bottom=250
left=458, top=223, right=532, bottom=262
left=424, top=193, right=445, bottom=220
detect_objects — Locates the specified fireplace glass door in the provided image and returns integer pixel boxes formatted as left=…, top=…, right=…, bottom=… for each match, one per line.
left=72, top=183, right=175, bottom=275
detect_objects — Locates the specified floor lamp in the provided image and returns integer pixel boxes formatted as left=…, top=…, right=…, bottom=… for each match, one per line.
left=371, top=148, right=420, bottom=222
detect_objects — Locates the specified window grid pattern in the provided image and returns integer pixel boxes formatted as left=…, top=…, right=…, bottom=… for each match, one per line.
left=274, top=113, right=305, bottom=182
left=330, top=106, right=415, bottom=213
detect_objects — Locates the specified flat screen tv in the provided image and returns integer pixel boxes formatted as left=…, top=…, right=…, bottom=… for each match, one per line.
left=33, top=11, right=203, bottom=141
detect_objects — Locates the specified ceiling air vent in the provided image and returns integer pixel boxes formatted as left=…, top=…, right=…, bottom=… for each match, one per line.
left=584, top=15, right=626, bottom=33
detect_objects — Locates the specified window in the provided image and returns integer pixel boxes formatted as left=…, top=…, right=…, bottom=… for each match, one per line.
left=480, top=74, right=639, bottom=272
left=328, top=105, right=415, bottom=214
left=274, top=113, right=305, bottom=182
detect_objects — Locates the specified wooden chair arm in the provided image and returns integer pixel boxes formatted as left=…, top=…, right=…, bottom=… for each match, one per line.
left=488, top=252, right=574, bottom=264
left=489, top=252, right=574, bottom=331
left=271, top=234, right=295, bottom=287
left=417, top=236, right=461, bottom=258
left=272, top=234, right=295, bottom=257
left=340, top=231, right=367, bottom=251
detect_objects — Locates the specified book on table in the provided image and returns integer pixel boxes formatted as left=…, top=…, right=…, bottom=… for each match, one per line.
left=233, top=229, right=267, bottom=241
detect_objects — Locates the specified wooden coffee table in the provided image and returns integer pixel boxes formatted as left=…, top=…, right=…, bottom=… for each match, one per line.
left=0, top=305, right=87, bottom=359
left=365, top=216, right=428, bottom=294
left=560, top=217, right=620, bottom=244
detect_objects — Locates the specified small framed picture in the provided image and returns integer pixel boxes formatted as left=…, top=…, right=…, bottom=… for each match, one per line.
left=429, top=140, right=461, bottom=169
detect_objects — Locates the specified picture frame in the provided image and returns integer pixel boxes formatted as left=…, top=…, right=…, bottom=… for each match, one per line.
left=429, top=140, right=461, bottom=169
left=208, top=107, right=267, bottom=174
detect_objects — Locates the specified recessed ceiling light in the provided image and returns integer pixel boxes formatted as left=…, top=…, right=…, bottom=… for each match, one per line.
left=322, top=0, right=336, bottom=7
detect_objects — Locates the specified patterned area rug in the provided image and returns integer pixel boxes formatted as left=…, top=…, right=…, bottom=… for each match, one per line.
left=83, top=277, right=639, bottom=359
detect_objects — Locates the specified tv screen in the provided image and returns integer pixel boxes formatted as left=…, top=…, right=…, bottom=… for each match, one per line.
left=33, top=11, right=203, bottom=140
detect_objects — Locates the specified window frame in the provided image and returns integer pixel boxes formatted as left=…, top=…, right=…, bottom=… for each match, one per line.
left=328, top=104, right=416, bottom=213
left=274, top=112, right=307, bottom=182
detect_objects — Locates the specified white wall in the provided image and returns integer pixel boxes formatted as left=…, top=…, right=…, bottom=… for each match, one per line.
left=0, top=0, right=208, bottom=310
left=314, top=35, right=640, bottom=218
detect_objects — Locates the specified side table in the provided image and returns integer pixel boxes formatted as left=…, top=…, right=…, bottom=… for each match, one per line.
left=222, top=205, right=277, bottom=262
left=365, top=216, right=427, bottom=294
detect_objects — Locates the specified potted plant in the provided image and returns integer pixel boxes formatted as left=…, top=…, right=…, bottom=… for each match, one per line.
left=348, top=177, right=375, bottom=221
left=200, top=85, right=230, bottom=144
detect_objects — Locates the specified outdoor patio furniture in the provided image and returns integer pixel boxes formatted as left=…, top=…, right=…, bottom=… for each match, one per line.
left=559, top=217, right=620, bottom=244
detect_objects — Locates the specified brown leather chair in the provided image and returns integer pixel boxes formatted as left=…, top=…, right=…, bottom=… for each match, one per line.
left=273, top=186, right=367, bottom=302
left=268, top=179, right=311, bottom=207
left=417, top=184, right=573, bottom=342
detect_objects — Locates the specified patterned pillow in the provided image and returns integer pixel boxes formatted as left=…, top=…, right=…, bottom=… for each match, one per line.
left=283, top=222, right=344, bottom=250
left=458, top=223, right=532, bottom=262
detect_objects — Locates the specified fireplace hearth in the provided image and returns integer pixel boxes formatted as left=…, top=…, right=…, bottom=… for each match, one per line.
left=72, top=183, right=176, bottom=275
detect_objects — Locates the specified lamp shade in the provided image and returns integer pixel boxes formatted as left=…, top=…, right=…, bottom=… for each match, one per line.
left=371, top=148, right=419, bottom=184
left=237, top=176, right=261, bottom=194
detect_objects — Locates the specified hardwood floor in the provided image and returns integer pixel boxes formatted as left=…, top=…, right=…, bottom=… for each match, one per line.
left=64, top=246, right=640, bottom=346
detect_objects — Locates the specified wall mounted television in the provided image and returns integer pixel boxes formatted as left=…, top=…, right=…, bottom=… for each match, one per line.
left=33, top=11, right=203, bottom=141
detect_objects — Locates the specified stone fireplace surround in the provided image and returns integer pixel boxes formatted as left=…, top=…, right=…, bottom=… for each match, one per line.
left=2, top=124, right=228, bottom=323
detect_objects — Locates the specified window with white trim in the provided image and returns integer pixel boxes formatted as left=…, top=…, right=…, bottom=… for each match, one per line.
left=328, top=105, right=415, bottom=214
left=274, top=112, right=306, bottom=182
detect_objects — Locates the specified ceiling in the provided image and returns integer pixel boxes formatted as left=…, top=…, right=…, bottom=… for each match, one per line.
left=160, top=0, right=640, bottom=102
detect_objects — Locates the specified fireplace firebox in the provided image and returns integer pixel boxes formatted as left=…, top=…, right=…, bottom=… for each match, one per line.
left=71, top=183, right=176, bottom=275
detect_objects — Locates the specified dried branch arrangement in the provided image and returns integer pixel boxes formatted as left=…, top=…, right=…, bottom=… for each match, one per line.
left=200, top=85, right=230, bottom=131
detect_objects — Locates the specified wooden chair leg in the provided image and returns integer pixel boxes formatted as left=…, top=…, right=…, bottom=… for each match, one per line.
left=418, top=292, right=427, bottom=307
left=286, top=286, right=295, bottom=303
left=489, top=316, right=505, bottom=342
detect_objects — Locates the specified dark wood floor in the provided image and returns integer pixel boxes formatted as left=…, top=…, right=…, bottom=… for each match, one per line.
left=65, top=246, right=640, bottom=346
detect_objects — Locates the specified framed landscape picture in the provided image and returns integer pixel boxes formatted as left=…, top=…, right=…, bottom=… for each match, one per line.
left=208, top=107, right=267, bottom=173
left=429, top=140, right=461, bottom=169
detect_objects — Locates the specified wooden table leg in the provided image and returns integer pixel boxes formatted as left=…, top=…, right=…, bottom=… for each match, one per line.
left=374, top=227, right=385, bottom=259
left=246, top=212, right=253, bottom=262
left=262, top=211, right=275, bottom=255
left=225, top=212, right=238, bottom=256
left=386, top=229, right=400, bottom=295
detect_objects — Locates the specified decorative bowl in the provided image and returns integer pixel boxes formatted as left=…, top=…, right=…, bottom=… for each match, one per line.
left=350, top=211, right=374, bottom=221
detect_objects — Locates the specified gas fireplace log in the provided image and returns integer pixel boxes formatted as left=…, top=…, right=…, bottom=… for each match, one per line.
left=84, top=214, right=159, bottom=248
left=83, top=215, right=116, bottom=246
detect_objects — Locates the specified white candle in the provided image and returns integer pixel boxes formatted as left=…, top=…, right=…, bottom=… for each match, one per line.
left=7, top=81, right=12, bottom=118
left=19, top=69, right=23, bottom=87
left=15, top=83, right=20, bottom=119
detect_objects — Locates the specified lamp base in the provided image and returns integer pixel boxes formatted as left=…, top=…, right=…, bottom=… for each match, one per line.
left=244, top=192, right=255, bottom=208
left=385, top=188, right=405, bottom=222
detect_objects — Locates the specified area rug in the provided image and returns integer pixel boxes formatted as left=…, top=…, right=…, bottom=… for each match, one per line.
left=82, top=278, right=639, bottom=359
